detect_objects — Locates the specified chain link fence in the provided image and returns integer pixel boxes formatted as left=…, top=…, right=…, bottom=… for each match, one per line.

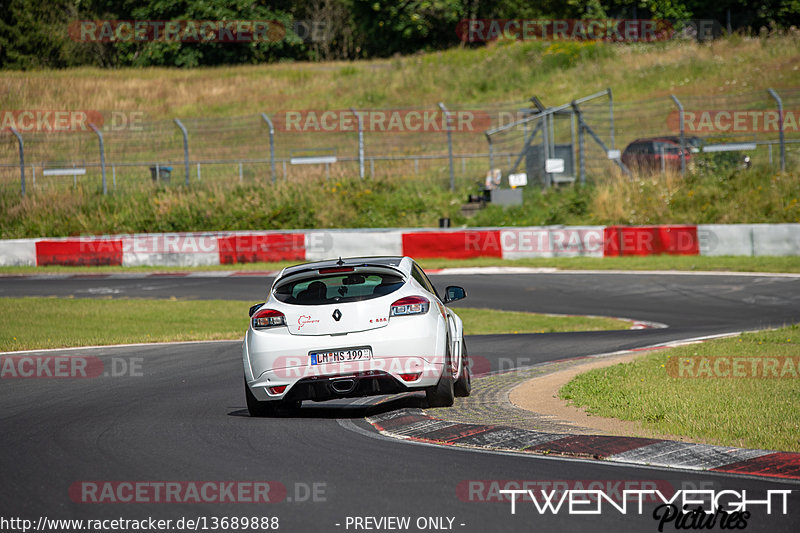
left=1, top=88, right=797, bottom=196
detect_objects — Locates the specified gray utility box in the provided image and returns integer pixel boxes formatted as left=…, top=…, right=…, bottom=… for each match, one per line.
left=525, top=143, right=575, bottom=185
left=490, top=188, right=523, bottom=206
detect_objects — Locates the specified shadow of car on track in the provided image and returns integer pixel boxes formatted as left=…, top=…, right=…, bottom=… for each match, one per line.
left=227, top=391, right=427, bottom=419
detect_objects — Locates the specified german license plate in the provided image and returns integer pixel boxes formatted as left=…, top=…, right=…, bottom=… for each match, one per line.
left=310, top=346, right=373, bottom=365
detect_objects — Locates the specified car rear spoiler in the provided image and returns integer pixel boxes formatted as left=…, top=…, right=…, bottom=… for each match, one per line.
left=275, top=263, right=406, bottom=285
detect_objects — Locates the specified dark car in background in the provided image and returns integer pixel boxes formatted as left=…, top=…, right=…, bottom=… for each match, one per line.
left=622, top=136, right=751, bottom=174
left=621, top=137, right=692, bottom=173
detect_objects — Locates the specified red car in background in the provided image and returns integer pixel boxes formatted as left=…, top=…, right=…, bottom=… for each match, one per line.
left=621, top=137, right=692, bottom=173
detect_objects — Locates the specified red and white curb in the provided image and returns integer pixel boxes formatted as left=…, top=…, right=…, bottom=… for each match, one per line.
left=367, top=408, right=800, bottom=481
left=368, top=332, right=799, bottom=481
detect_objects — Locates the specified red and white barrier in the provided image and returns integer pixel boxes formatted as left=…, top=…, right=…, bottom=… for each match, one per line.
left=0, top=224, right=797, bottom=267
left=698, top=224, right=800, bottom=256
left=603, top=225, right=699, bottom=256
left=305, top=230, right=403, bottom=261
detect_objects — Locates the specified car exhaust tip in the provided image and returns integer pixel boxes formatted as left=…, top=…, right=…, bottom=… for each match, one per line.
left=329, top=378, right=357, bottom=394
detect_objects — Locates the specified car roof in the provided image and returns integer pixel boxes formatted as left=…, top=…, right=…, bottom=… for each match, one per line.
left=627, top=136, right=700, bottom=145
left=280, top=256, right=408, bottom=278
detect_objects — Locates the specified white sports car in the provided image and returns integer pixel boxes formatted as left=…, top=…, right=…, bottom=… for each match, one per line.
left=243, top=256, right=470, bottom=416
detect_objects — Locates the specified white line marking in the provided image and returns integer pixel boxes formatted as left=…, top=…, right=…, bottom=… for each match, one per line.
left=0, top=339, right=241, bottom=356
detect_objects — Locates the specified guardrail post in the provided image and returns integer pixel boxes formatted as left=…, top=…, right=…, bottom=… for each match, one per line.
left=89, top=123, right=107, bottom=195
left=670, top=95, right=686, bottom=176
left=9, top=128, right=25, bottom=196
left=350, top=108, right=364, bottom=179
left=260, top=113, right=276, bottom=183
left=173, top=118, right=190, bottom=187
left=767, top=88, right=786, bottom=171
left=438, top=103, right=455, bottom=191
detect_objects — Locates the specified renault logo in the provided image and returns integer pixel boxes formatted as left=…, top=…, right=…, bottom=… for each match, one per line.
left=332, top=309, right=342, bottom=321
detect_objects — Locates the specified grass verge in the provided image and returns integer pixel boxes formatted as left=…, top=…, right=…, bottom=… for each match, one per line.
left=559, top=325, right=800, bottom=452
left=4, top=36, right=798, bottom=119
left=3, top=166, right=800, bottom=239
left=0, top=298, right=631, bottom=352
left=2, top=255, right=800, bottom=275
left=454, top=308, right=629, bottom=335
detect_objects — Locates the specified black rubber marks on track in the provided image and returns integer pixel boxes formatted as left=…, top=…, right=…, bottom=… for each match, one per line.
left=367, top=408, right=800, bottom=481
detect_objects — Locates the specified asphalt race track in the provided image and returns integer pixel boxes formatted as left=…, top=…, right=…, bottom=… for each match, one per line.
left=1, top=272, right=799, bottom=532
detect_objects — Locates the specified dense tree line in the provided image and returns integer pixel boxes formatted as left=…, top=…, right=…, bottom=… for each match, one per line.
left=1, top=0, right=798, bottom=69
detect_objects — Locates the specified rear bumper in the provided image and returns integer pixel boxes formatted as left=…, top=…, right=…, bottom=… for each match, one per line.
left=243, top=315, right=446, bottom=402
left=282, top=371, right=417, bottom=402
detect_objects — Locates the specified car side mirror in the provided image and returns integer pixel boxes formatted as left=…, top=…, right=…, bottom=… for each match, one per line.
left=249, top=303, right=265, bottom=317
left=443, top=286, right=466, bottom=304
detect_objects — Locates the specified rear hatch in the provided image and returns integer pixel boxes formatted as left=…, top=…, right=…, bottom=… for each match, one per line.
left=273, top=265, right=405, bottom=336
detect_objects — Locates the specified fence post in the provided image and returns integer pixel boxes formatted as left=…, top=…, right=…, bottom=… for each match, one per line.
left=438, top=102, right=455, bottom=191
left=571, top=102, right=586, bottom=184
left=350, top=108, right=364, bottom=179
left=485, top=132, right=494, bottom=171
left=541, top=113, right=551, bottom=187
left=88, top=123, right=107, bottom=195
left=9, top=128, right=25, bottom=196
left=260, top=113, right=276, bottom=183
left=767, top=88, right=786, bottom=171
left=578, top=116, right=586, bottom=184
left=608, top=87, right=615, bottom=150
left=570, top=109, right=578, bottom=183
left=670, top=95, right=686, bottom=176
left=173, top=118, right=190, bottom=187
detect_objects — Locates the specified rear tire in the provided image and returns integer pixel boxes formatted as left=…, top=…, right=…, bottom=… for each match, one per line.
left=454, top=340, right=471, bottom=397
left=244, top=378, right=300, bottom=417
left=426, top=343, right=455, bottom=408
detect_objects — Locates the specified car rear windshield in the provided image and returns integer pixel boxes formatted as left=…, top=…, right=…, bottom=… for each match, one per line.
left=274, top=273, right=405, bottom=305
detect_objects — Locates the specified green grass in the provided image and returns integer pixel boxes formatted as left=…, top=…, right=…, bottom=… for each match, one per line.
left=454, top=308, right=629, bottom=335
left=3, top=35, right=798, bottom=117
left=0, top=298, right=248, bottom=350
left=559, top=325, right=800, bottom=452
left=2, top=165, right=799, bottom=240
left=0, top=297, right=631, bottom=352
left=2, top=255, right=800, bottom=275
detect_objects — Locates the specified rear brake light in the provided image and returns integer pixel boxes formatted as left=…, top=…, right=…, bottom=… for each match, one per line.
left=252, top=309, right=286, bottom=329
left=390, top=296, right=429, bottom=316
left=399, top=372, right=421, bottom=382
left=268, top=385, right=287, bottom=394
left=319, top=267, right=354, bottom=274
